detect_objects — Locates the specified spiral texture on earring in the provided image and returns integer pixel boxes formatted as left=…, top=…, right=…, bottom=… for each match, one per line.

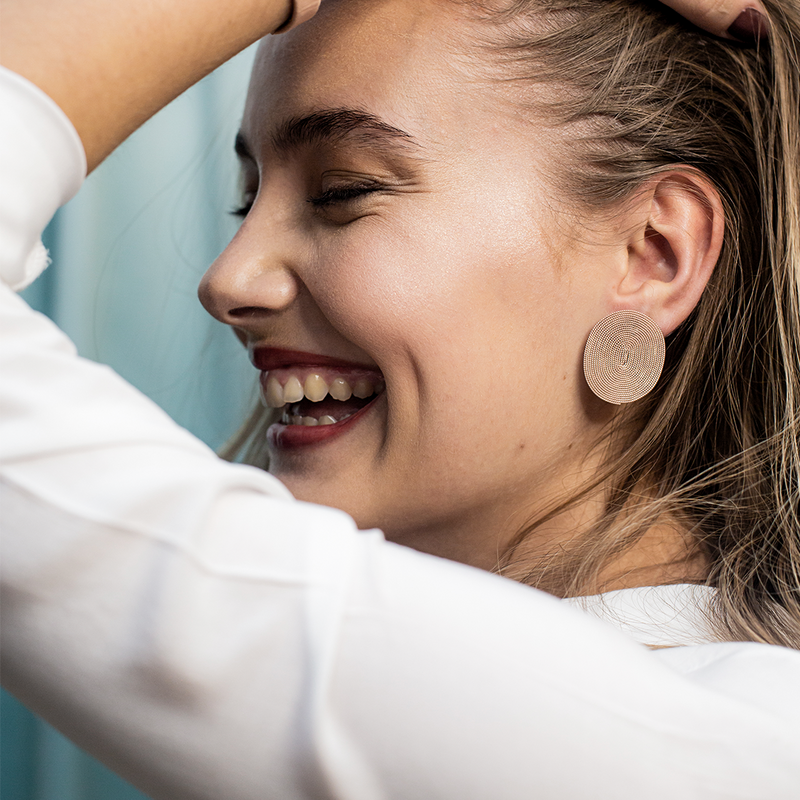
left=583, top=310, right=665, bottom=405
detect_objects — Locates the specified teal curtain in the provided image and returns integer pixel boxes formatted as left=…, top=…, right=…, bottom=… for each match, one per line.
left=2, top=46, right=258, bottom=800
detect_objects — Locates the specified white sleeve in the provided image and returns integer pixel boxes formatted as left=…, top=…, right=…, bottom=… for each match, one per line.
left=1, top=66, right=799, bottom=800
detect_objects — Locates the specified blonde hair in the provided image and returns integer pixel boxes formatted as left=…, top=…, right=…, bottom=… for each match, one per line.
left=458, top=0, right=800, bottom=647
left=224, top=0, right=800, bottom=648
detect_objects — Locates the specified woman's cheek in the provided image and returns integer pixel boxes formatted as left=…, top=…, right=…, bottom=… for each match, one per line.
left=313, top=229, right=447, bottom=342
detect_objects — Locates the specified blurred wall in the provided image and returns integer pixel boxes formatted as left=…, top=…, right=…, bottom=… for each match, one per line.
left=1, top=45, right=258, bottom=800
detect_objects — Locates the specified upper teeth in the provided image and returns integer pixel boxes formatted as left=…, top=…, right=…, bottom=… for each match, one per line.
left=262, top=373, right=382, bottom=408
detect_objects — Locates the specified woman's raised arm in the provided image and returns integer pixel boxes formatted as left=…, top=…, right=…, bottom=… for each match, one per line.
left=0, top=0, right=301, bottom=171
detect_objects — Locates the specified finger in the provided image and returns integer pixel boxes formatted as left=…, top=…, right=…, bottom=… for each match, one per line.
left=658, top=0, right=770, bottom=41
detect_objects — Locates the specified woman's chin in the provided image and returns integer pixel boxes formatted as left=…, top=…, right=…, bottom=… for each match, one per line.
left=265, top=398, right=388, bottom=523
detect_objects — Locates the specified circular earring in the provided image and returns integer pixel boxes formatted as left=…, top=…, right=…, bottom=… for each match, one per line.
left=583, top=310, right=665, bottom=405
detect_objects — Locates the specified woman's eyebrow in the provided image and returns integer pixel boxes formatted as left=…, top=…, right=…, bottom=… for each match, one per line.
left=234, top=108, right=421, bottom=162
left=273, top=108, right=419, bottom=154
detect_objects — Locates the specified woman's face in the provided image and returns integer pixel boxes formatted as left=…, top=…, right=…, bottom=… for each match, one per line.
left=199, top=0, right=615, bottom=569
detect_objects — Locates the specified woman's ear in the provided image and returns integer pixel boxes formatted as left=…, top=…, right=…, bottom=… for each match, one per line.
left=615, top=169, right=725, bottom=336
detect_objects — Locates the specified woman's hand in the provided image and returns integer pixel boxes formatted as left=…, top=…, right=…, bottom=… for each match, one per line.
left=657, top=0, right=769, bottom=41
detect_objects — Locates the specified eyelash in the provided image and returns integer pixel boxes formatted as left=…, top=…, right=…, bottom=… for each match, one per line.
left=229, top=204, right=253, bottom=219
left=308, top=182, right=382, bottom=208
left=229, top=182, right=382, bottom=218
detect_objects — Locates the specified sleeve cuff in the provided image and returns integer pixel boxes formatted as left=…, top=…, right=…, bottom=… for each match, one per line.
left=0, top=66, right=87, bottom=291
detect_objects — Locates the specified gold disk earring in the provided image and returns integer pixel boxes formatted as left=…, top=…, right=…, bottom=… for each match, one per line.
left=583, top=310, right=665, bottom=404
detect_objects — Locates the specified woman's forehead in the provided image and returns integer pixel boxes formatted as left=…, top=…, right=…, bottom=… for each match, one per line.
left=241, top=0, right=522, bottom=157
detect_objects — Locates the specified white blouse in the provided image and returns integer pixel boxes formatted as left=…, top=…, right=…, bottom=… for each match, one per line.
left=1, top=66, right=799, bottom=800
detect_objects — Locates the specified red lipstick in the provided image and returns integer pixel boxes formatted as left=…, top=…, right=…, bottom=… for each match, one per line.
left=267, top=396, right=382, bottom=450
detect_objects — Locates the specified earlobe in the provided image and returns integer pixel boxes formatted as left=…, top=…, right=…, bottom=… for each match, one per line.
left=617, top=170, right=725, bottom=336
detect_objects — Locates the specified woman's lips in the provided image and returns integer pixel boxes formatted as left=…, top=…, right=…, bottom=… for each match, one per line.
left=253, top=347, right=385, bottom=450
left=267, top=393, right=383, bottom=450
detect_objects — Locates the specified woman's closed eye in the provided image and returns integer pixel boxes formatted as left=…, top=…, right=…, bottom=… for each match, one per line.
left=308, top=181, right=383, bottom=208
left=229, top=181, right=384, bottom=219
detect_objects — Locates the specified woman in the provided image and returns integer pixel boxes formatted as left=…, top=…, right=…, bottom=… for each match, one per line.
left=1, top=0, right=798, bottom=799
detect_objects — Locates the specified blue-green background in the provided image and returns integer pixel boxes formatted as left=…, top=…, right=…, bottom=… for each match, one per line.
left=2, top=47, right=258, bottom=800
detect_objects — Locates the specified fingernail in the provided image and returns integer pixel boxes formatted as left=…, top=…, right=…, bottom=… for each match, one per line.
left=727, top=8, right=770, bottom=43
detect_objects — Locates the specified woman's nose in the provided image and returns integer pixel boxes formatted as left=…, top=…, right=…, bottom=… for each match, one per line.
left=198, top=220, right=301, bottom=327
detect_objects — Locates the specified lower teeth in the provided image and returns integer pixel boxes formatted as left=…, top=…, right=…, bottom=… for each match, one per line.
left=279, top=391, right=381, bottom=427
left=281, top=412, right=349, bottom=426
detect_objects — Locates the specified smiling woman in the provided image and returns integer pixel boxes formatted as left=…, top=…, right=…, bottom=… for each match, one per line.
left=2, top=0, right=800, bottom=799
left=201, top=5, right=615, bottom=572
left=201, top=0, right=798, bottom=618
